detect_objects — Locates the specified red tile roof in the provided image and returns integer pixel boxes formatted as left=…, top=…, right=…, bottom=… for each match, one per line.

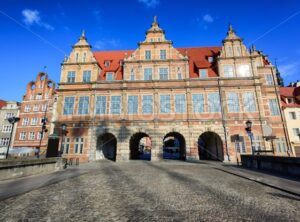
left=93, top=46, right=221, bottom=80
left=280, top=87, right=300, bottom=108
left=0, top=100, right=6, bottom=109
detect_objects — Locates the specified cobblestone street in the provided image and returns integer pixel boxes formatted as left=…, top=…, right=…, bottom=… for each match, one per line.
left=0, top=161, right=299, bottom=221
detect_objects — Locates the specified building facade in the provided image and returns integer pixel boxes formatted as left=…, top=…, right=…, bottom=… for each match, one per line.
left=55, top=18, right=290, bottom=163
left=14, top=72, right=56, bottom=154
left=280, top=85, right=300, bottom=156
left=0, top=101, right=20, bottom=149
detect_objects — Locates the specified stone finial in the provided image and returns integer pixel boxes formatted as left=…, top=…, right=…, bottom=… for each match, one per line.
left=154, top=15, right=157, bottom=24
left=80, top=30, right=86, bottom=40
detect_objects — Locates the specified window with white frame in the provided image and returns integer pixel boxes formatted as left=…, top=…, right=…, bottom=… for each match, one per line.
left=223, top=65, right=234, bottom=77
left=36, top=94, right=42, bottom=100
left=208, top=57, right=214, bottom=63
left=75, top=137, right=84, bottom=154
left=67, top=71, right=76, bottom=83
left=160, top=50, right=166, bottom=60
left=265, top=74, right=274, bottom=86
left=41, top=104, right=47, bottom=112
left=33, top=104, right=39, bottom=112
left=25, top=105, right=30, bottom=112
left=235, top=46, right=241, bottom=56
left=110, top=96, right=121, bottom=114
left=61, top=137, right=70, bottom=154
left=293, top=128, right=300, bottom=141
left=159, top=68, right=168, bottom=80
left=104, top=61, right=110, bottom=67
left=235, top=136, right=246, bottom=153
left=2, top=125, right=12, bottom=133
left=37, top=131, right=44, bottom=140
left=227, top=92, right=240, bottom=112
left=95, top=96, right=106, bottom=114
left=5, top=113, right=14, bottom=119
left=83, top=70, right=91, bottom=83
left=269, top=99, right=280, bottom=116
left=175, top=94, right=186, bottom=113
left=275, top=138, right=287, bottom=153
left=63, top=97, right=75, bottom=115
left=78, top=96, right=89, bottom=115
left=208, top=93, right=221, bottom=113
left=31, top=118, right=38, bottom=125
left=160, top=95, right=171, bottom=113
left=145, top=50, right=151, bottom=60
left=106, top=72, right=114, bottom=81
left=22, top=118, right=29, bottom=126
left=199, top=69, right=208, bottom=78
left=237, top=64, right=251, bottom=77
left=144, top=68, right=152, bottom=80
left=242, top=92, right=256, bottom=112
left=289, top=112, right=296, bottom=120
left=19, top=132, right=26, bottom=140
left=252, top=136, right=262, bottom=151
left=28, top=132, right=35, bottom=140
left=192, top=94, right=204, bottom=113
left=128, top=95, right=138, bottom=114
left=0, top=138, right=9, bottom=146
left=130, top=68, right=135, bottom=81
left=142, top=95, right=153, bottom=114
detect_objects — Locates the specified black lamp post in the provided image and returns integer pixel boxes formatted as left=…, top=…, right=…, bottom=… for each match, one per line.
left=60, top=123, right=68, bottom=156
left=5, top=117, right=20, bottom=159
left=37, top=117, right=48, bottom=158
left=245, top=120, right=255, bottom=155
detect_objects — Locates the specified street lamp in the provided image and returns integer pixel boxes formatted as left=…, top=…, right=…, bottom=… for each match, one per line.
left=5, top=116, right=20, bottom=159
left=60, top=123, right=68, bottom=156
left=245, top=120, right=255, bottom=155
left=37, top=117, right=48, bottom=158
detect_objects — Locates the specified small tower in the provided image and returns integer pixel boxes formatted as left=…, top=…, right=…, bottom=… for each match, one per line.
left=142, top=16, right=170, bottom=44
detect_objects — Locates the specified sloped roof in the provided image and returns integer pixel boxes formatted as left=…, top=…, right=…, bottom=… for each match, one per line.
left=0, top=100, right=6, bottom=109
left=93, top=46, right=221, bottom=80
left=280, top=87, right=300, bottom=108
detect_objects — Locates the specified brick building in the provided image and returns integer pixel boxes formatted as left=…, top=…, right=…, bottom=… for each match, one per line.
left=55, top=17, right=290, bottom=163
left=280, top=83, right=300, bottom=156
left=14, top=72, right=56, bottom=154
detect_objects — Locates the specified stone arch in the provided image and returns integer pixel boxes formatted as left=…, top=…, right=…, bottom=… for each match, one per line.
left=129, top=132, right=152, bottom=160
left=37, top=72, right=47, bottom=81
left=96, top=132, right=117, bottom=161
left=198, top=131, right=224, bottom=161
left=163, top=131, right=186, bottom=160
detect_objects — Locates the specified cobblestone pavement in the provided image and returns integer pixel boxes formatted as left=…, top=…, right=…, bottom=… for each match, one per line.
left=0, top=160, right=299, bottom=222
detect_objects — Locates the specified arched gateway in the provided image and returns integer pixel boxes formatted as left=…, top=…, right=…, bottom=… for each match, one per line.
left=163, top=132, right=186, bottom=160
left=130, top=132, right=152, bottom=160
left=96, top=133, right=117, bottom=161
left=198, top=132, right=224, bottom=161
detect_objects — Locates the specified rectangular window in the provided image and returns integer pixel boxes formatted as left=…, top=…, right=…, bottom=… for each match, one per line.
left=83, top=70, right=91, bottom=83
left=25, top=105, right=30, bottom=112
left=128, top=95, right=138, bottom=114
left=36, top=94, right=42, bottom=100
left=177, top=73, right=182, bottom=80
left=28, top=132, right=35, bottom=140
left=269, top=99, right=280, bottom=116
left=63, top=97, right=75, bottom=115
left=235, top=136, right=246, bottom=153
left=243, top=92, right=257, bottom=112
left=192, top=94, right=204, bottom=113
left=235, top=46, right=241, bottom=56
left=142, top=95, right=153, bottom=114
left=175, top=94, right=186, bottom=113
left=61, top=138, right=70, bottom=154
left=33, top=104, right=39, bottom=112
left=159, top=68, right=168, bottom=80
left=19, top=132, right=26, bottom=140
left=275, top=138, right=287, bottom=153
left=199, top=69, right=208, bottom=78
left=144, top=68, right=152, bottom=80
left=31, top=118, right=38, bottom=126
left=110, top=96, right=121, bottom=114
left=227, top=92, right=240, bottom=112
left=289, top=112, right=296, bottom=120
left=37, top=132, right=44, bottom=140
left=67, top=71, right=76, bottom=83
left=293, top=128, right=300, bottom=141
left=78, top=96, right=89, bottom=115
left=2, top=125, right=12, bottom=133
left=160, top=50, right=166, bottom=60
left=41, top=104, right=47, bottom=112
left=75, top=137, right=84, bottom=154
left=0, top=138, right=9, bottom=146
left=5, top=113, right=14, bottom=119
left=208, top=93, right=221, bottom=113
left=265, top=74, right=274, bottom=86
left=145, top=50, right=151, bottom=60
left=160, top=95, right=171, bottom=113
left=95, top=96, right=106, bottom=114
left=106, top=72, right=114, bottom=81
left=223, top=65, right=234, bottom=77
left=253, top=136, right=262, bottom=151
left=22, top=118, right=29, bottom=126
left=237, top=64, right=251, bottom=77
left=130, top=69, right=135, bottom=81
left=226, top=46, right=233, bottom=57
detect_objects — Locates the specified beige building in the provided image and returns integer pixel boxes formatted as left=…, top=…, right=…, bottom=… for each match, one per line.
left=280, top=85, right=300, bottom=156
left=54, top=17, right=290, bottom=163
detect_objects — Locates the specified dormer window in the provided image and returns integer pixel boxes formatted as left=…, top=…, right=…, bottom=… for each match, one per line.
left=104, top=61, right=110, bottom=67
left=199, top=69, right=208, bottom=78
left=208, top=57, right=214, bottom=63
left=287, top=98, right=294, bottom=104
left=106, top=72, right=114, bottom=81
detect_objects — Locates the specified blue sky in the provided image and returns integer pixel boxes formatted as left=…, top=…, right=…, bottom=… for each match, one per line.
left=0, top=0, right=300, bottom=101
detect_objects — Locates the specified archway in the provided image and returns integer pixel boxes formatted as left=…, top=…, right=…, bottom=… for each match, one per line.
left=198, top=132, right=224, bottom=161
left=130, top=132, right=152, bottom=160
left=96, top=133, right=117, bottom=161
left=163, top=132, right=186, bottom=160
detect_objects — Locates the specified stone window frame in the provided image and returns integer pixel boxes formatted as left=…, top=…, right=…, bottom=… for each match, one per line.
left=223, top=64, right=234, bottom=77
left=192, top=93, right=205, bottom=113
left=142, top=95, right=153, bottom=114
left=78, top=96, right=90, bottom=115
left=242, top=92, right=257, bottom=113
left=28, top=132, right=35, bottom=140
left=160, top=94, right=171, bottom=114
left=63, top=97, right=75, bottom=115
left=174, top=94, right=186, bottom=113
left=127, top=95, right=139, bottom=114
left=227, top=92, right=240, bottom=113
left=82, top=70, right=91, bottom=83
left=208, top=92, right=221, bottom=113
left=199, top=69, right=208, bottom=78
left=95, top=96, right=107, bottom=115
left=269, top=98, right=280, bottom=116
left=159, top=67, right=168, bottom=80
left=110, top=95, right=122, bottom=115
left=67, top=71, right=76, bottom=83
left=74, top=137, right=84, bottom=154
left=19, top=132, right=26, bottom=140
left=265, top=74, right=274, bottom=86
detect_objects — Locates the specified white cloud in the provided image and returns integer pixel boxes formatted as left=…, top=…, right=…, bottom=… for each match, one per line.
left=203, top=14, right=214, bottom=23
left=278, top=62, right=299, bottom=77
left=138, top=0, right=160, bottom=8
left=22, top=9, right=54, bottom=30
left=94, top=39, right=120, bottom=50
